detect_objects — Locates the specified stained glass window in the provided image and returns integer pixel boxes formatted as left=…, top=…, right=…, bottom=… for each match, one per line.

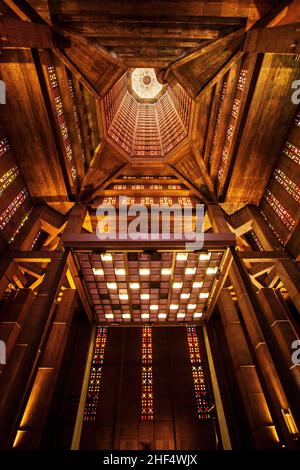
left=294, top=111, right=300, bottom=127
left=159, top=197, right=173, bottom=205
left=29, top=229, right=42, bottom=250
left=264, top=189, right=295, bottom=231
left=260, top=210, right=284, bottom=244
left=8, top=208, right=33, bottom=244
left=282, top=141, right=300, bottom=166
left=141, top=325, right=153, bottom=421
left=141, top=196, right=154, bottom=205
left=186, top=325, right=210, bottom=419
left=47, top=66, right=77, bottom=184
left=178, top=197, right=192, bottom=206
left=231, top=98, right=240, bottom=119
left=237, top=69, right=247, bottom=92
left=0, top=137, right=10, bottom=157
left=48, top=66, right=58, bottom=88
left=209, top=81, right=227, bottom=163
left=273, top=168, right=300, bottom=202
left=0, top=187, right=28, bottom=229
left=249, top=230, right=264, bottom=251
left=84, top=326, right=108, bottom=422
left=0, top=165, right=20, bottom=195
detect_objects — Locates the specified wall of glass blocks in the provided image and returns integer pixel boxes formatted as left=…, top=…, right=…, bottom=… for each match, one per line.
left=84, top=326, right=108, bottom=421
left=141, top=325, right=154, bottom=421
left=186, top=325, right=210, bottom=419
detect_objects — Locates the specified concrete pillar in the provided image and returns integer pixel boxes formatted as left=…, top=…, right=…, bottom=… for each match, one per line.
left=218, top=289, right=280, bottom=448
left=13, top=289, right=77, bottom=449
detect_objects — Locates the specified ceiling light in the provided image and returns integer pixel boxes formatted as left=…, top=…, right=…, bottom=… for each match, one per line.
left=181, top=293, right=190, bottom=299
left=193, top=281, right=203, bottom=288
left=122, top=313, right=131, bottom=319
left=158, top=313, right=167, bottom=319
left=170, top=304, right=179, bottom=310
left=130, top=282, right=140, bottom=289
left=119, top=293, right=128, bottom=300
left=185, top=267, right=196, bottom=275
left=101, top=253, right=112, bottom=262
left=206, top=267, right=218, bottom=275
left=194, top=312, right=203, bottom=318
left=150, top=305, right=158, bottom=310
left=161, top=268, right=172, bottom=275
left=141, top=293, right=150, bottom=300
left=176, top=253, right=188, bottom=261
left=187, top=304, right=197, bottom=309
left=199, top=253, right=211, bottom=261
left=177, top=313, right=185, bottom=318
left=200, top=292, right=209, bottom=299
left=105, top=313, right=114, bottom=319
left=141, top=313, right=149, bottom=319
left=115, top=268, right=126, bottom=276
left=107, top=282, right=117, bottom=289
left=172, top=282, right=183, bottom=289
left=93, top=268, right=104, bottom=275
left=140, top=268, right=150, bottom=275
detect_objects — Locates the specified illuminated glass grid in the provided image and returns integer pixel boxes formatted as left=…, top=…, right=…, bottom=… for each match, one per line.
left=68, top=78, right=86, bottom=163
left=0, top=187, right=29, bottom=229
left=282, top=141, right=300, bottom=166
left=0, top=165, right=19, bottom=194
left=249, top=230, right=263, bottom=251
left=294, top=111, right=300, bottom=127
left=218, top=66, right=248, bottom=183
left=273, top=168, right=300, bottom=203
left=0, top=137, right=10, bottom=157
left=260, top=210, right=284, bottom=245
left=237, top=69, right=247, bottom=92
left=209, top=80, right=227, bottom=164
left=78, top=251, right=223, bottom=323
left=47, top=65, right=77, bottom=183
left=141, top=325, right=153, bottom=421
left=29, top=229, right=42, bottom=250
left=186, top=325, right=210, bottom=419
left=8, top=208, right=33, bottom=244
left=264, top=189, right=295, bottom=231
left=84, top=326, right=108, bottom=422
left=98, top=194, right=195, bottom=207
left=48, top=66, right=58, bottom=88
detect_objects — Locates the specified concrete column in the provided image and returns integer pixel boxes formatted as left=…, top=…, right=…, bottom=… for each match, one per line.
left=13, top=289, right=77, bottom=449
left=218, top=289, right=280, bottom=448
left=0, top=251, right=68, bottom=448
left=230, top=251, right=296, bottom=446
left=0, top=289, right=34, bottom=365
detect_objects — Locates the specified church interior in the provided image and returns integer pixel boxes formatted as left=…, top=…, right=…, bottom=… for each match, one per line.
left=0, top=0, right=300, bottom=451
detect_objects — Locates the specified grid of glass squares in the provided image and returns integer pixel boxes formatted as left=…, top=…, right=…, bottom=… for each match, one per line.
left=78, top=251, right=223, bottom=323
left=186, top=325, right=210, bottom=419
left=141, top=325, right=153, bottom=421
left=84, top=326, right=108, bottom=422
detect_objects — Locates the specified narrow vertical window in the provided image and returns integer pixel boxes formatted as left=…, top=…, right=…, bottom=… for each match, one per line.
left=186, top=325, right=210, bottom=419
left=84, top=326, right=108, bottom=422
left=264, top=189, right=295, bottom=231
left=141, top=325, right=153, bottom=421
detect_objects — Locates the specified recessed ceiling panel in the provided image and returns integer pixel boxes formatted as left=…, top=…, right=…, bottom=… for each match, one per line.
left=77, top=250, right=224, bottom=324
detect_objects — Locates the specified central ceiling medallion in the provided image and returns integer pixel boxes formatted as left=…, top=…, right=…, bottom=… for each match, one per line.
left=131, top=68, right=163, bottom=99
